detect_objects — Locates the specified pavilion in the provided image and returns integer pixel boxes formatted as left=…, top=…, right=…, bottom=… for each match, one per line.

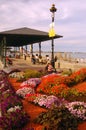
left=0, top=27, right=62, bottom=67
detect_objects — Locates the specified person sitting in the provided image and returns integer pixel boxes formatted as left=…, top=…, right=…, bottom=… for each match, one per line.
left=6, top=57, right=13, bottom=65
left=45, top=62, right=56, bottom=74
left=46, top=55, right=50, bottom=64
left=35, top=54, right=39, bottom=63
left=31, top=54, right=36, bottom=64
left=39, top=55, right=43, bottom=64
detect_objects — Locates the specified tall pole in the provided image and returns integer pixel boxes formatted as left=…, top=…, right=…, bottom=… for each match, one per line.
left=25, top=45, right=27, bottom=54
left=39, top=42, right=41, bottom=56
left=50, top=4, right=57, bottom=68
left=3, top=37, right=7, bottom=67
left=30, top=44, right=33, bottom=55
left=51, top=37, right=54, bottom=67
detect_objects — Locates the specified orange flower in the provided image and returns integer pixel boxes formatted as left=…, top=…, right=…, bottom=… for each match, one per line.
left=51, top=84, right=69, bottom=95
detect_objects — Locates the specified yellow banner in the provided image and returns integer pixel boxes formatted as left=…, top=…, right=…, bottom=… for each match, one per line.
left=49, top=27, right=55, bottom=37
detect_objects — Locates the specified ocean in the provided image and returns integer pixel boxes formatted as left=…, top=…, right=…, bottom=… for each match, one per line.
left=70, top=52, right=86, bottom=59
left=34, top=52, right=86, bottom=60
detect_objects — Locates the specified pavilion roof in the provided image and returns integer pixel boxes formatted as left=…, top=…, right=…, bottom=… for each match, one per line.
left=0, top=27, right=62, bottom=47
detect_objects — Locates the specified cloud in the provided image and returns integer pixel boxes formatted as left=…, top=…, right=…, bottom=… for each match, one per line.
left=0, top=0, right=86, bottom=52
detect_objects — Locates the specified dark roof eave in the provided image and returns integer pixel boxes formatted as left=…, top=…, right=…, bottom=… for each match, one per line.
left=0, top=27, right=63, bottom=47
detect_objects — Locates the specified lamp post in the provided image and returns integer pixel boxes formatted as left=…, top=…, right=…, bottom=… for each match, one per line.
left=49, top=4, right=57, bottom=68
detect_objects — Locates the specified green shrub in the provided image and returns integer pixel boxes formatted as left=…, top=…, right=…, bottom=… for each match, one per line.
left=62, top=69, right=73, bottom=76
left=16, top=69, right=46, bottom=82
left=23, top=69, right=43, bottom=79
left=57, top=88, right=86, bottom=102
left=34, top=106, right=79, bottom=130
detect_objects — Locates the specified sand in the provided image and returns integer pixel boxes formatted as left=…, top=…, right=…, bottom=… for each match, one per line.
left=0, top=56, right=86, bottom=72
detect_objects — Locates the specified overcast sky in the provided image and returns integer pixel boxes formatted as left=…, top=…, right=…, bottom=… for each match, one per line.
left=0, top=0, right=86, bottom=52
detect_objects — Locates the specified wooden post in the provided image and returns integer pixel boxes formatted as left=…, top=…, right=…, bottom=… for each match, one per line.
left=3, top=37, right=7, bottom=67
left=39, top=42, right=41, bottom=56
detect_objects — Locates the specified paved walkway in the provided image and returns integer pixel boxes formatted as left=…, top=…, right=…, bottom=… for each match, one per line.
left=0, top=57, right=46, bottom=72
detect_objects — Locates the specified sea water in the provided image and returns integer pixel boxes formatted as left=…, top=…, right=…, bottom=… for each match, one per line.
left=34, top=52, right=86, bottom=58
left=34, top=51, right=86, bottom=63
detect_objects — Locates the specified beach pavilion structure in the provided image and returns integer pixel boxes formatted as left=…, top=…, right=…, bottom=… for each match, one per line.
left=0, top=27, right=62, bottom=67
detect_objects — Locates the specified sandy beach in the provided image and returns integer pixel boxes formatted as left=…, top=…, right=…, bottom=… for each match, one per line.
left=57, top=59, right=86, bottom=71
left=0, top=56, right=86, bottom=72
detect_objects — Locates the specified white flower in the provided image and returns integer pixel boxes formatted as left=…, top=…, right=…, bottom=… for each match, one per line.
left=65, top=101, right=86, bottom=120
left=7, top=105, right=21, bottom=113
left=16, top=87, right=35, bottom=98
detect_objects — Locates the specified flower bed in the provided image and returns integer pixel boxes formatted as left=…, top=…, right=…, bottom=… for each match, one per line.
left=25, top=93, right=68, bottom=109
left=0, top=70, right=30, bottom=130
left=16, top=87, right=35, bottom=98
left=8, top=68, right=86, bottom=130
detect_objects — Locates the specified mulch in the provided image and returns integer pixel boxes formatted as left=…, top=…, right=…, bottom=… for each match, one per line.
left=9, top=78, right=86, bottom=130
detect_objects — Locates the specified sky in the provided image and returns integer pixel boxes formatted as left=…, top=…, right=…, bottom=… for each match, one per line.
left=0, top=0, right=86, bottom=52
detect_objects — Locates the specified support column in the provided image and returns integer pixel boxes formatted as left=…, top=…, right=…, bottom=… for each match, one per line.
left=0, top=42, right=2, bottom=59
left=39, top=42, right=41, bottom=56
left=0, top=40, right=4, bottom=62
left=3, top=37, right=7, bottom=67
left=30, top=44, right=33, bottom=55
left=25, top=45, right=27, bottom=54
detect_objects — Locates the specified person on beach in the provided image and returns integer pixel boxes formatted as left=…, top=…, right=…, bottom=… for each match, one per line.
left=31, top=54, right=36, bottom=64
left=39, top=55, right=43, bottom=64
left=35, top=54, right=39, bottom=63
left=58, top=59, right=60, bottom=68
left=46, top=55, right=50, bottom=64
left=6, top=57, right=13, bottom=65
left=24, top=53, right=27, bottom=60
left=45, top=62, right=56, bottom=74
left=54, top=55, right=58, bottom=62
